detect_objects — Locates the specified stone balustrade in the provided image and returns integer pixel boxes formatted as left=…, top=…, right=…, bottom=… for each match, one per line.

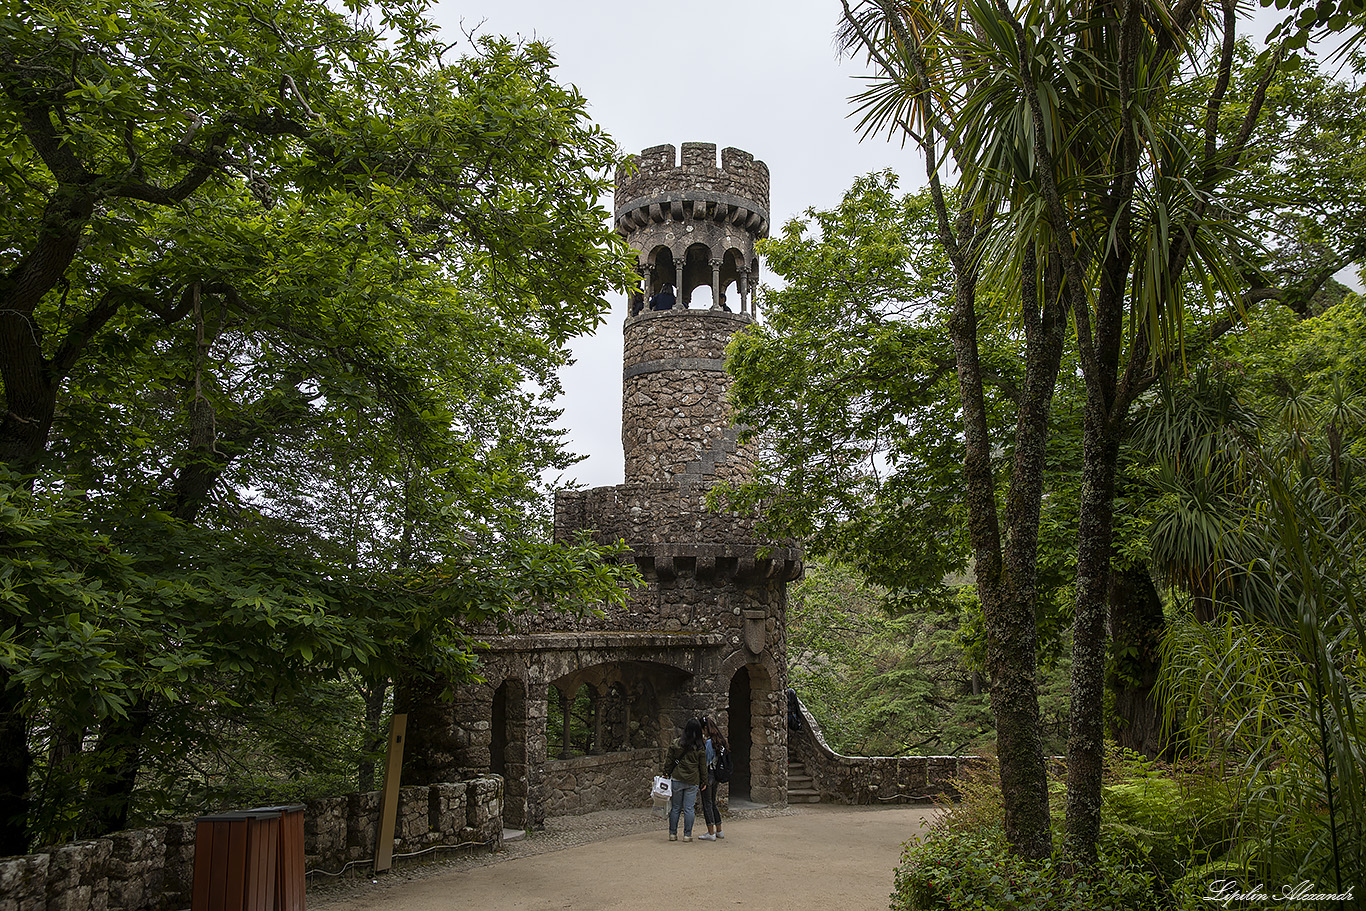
left=787, top=698, right=990, bottom=805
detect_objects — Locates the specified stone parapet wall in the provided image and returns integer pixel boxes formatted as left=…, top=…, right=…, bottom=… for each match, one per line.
left=509, top=539, right=797, bottom=639
left=615, top=143, right=769, bottom=216
left=556, top=483, right=768, bottom=548
left=542, top=748, right=658, bottom=816
left=624, top=308, right=750, bottom=363
left=788, top=699, right=989, bottom=805
left=0, top=777, right=503, bottom=911
left=622, top=309, right=756, bottom=483
left=303, top=777, right=503, bottom=874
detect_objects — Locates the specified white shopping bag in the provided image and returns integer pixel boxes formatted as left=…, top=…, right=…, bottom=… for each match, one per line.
left=651, top=776, right=672, bottom=800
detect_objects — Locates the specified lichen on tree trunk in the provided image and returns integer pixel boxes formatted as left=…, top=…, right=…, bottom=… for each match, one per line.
left=1108, top=563, right=1167, bottom=759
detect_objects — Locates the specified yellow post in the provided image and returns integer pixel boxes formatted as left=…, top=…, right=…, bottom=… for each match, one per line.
left=373, top=713, right=407, bottom=873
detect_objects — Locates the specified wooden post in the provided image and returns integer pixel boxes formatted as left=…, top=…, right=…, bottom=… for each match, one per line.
left=373, top=713, right=407, bottom=873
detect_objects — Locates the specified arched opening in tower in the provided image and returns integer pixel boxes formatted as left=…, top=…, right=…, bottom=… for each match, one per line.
left=648, top=246, right=675, bottom=298
left=682, top=242, right=714, bottom=307
left=727, top=668, right=753, bottom=799
left=722, top=248, right=749, bottom=311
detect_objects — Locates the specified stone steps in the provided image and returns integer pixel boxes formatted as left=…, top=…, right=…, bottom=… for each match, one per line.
left=788, top=760, right=821, bottom=803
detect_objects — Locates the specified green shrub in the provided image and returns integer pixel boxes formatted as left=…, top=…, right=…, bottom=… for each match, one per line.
left=905, top=745, right=1243, bottom=910
left=1099, top=750, right=1238, bottom=888
left=891, top=829, right=1161, bottom=911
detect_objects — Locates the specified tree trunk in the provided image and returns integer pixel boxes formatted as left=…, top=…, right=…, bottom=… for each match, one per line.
left=0, top=188, right=98, bottom=470
left=1107, top=562, right=1167, bottom=759
left=393, top=674, right=463, bottom=786
left=81, top=698, right=152, bottom=838
left=946, top=242, right=1059, bottom=861
left=358, top=678, right=389, bottom=793
left=1065, top=405, right=1122, bottom=864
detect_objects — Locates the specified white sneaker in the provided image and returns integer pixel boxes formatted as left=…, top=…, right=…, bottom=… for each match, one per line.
left=697, top=833, right=716, bottom=841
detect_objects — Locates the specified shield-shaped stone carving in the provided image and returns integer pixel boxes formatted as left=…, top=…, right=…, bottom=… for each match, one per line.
left=742, top=609, right=766, bottom=655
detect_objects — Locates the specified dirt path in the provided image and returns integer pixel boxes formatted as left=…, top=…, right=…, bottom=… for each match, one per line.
left=312, top=804, right=939, bottom=911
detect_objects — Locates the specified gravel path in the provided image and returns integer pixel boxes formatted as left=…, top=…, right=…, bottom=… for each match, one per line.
left=308, top=804, right=807, bottom=906
left=309, top=803, right=939, bottom=910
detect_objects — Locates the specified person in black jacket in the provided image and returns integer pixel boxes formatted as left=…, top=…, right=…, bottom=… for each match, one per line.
left=698, top=716, right=727, bottom=841
left=787, top=688, right=803, bottom=733
left=649, top=283, right=677, bottom=311
left=662, top=718, right=706, bottom=841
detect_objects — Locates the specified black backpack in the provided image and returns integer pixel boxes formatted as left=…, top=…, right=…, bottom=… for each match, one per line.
left=711, top=743, right=733, bottom=783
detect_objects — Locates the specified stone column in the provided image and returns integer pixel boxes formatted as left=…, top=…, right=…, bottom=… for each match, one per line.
left=710, top=257, right=722, bottom=309
left=738, top=269, right=749, bottom=315
left=592, top=688, right=605, bottom=753
left=674, top=257, right=685, bottom=306
left=558, top=687, right=571, bottom=759
left=635, top=262, right=652, bottom=314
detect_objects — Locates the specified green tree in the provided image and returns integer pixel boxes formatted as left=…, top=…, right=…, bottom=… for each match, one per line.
left=0, top=0, right=636, bottom=850
left=789, top=562, right=1006, bottom=758
left=1230, top=50, right=1366, bottom=316
left=728, top=175, right=1082, bottom=763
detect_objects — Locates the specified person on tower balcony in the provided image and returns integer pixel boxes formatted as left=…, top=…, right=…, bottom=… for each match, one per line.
left=649, top=283, right=676, bottom=311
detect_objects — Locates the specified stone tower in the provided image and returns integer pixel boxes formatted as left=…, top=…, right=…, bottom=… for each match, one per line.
left=442, top=143, right=799, bottom=829
left=615, top=142, right=770, bottom=484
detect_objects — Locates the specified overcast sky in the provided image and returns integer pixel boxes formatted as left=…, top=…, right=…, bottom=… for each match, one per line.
left=428, top=0, right=920, bottom=489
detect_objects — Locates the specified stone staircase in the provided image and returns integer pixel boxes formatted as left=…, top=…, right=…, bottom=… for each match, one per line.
left=787, top=759, right=821, bottom=804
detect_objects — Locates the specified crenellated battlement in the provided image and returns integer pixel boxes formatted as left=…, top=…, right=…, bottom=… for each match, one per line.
left=615, top=142, right=770, bottom=219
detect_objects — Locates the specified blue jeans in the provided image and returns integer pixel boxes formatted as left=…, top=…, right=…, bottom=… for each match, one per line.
left=668, top=781, right=698, bottom=836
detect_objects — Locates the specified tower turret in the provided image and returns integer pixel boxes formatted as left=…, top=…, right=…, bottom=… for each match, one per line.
left=615, top=143, right=769, bottom=484
left=615, top=142, right=769, bottom=312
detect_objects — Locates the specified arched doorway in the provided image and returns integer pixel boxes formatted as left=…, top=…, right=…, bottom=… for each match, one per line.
left=491, top=679, right=527, bottom=828
left=728, top=668, right=752, bottom=800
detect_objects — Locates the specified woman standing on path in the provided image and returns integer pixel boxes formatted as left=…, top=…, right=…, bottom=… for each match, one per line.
left=698, top=716, right=726, bottom=841
left=662, top=718, right=707, bottom=842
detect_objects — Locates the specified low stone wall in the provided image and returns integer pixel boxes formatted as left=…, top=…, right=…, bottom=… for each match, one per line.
left=543, top=748, right=657, bottom=816
left=788, top=699, right=989, bottom=805
left=0, top=777, right=504, bottom=911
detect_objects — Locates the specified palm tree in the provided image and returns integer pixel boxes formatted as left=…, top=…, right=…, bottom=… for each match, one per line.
left=1131, top=367, right=1262, bottom=622
left=839, top=0, right=1285, bottom=863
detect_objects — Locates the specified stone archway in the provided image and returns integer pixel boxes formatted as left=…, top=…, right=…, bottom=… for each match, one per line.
left=491, top=678, right=528, bottom=828
left=724, top=657, right=783, bottom=806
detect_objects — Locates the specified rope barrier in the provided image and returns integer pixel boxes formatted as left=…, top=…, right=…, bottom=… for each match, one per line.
left=306, top=836, right=498, bottom=878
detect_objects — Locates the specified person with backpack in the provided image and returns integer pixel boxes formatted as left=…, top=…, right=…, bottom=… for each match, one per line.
left=698, top=715, right=729, bottom=841
left=662, top=718, right=707, bottom=841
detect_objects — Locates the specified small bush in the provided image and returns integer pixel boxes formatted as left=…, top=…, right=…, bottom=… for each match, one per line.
left=892, top=829, right=1161, bottom=911
left=1099, top=749, right=1237, bottom=888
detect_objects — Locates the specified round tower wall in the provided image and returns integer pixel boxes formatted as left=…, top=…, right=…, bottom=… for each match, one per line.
left=622, top=308, right=757, bottom=484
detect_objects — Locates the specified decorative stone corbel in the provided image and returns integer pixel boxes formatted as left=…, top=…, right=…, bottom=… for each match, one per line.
left=654, top=553, right=676, bottom=582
